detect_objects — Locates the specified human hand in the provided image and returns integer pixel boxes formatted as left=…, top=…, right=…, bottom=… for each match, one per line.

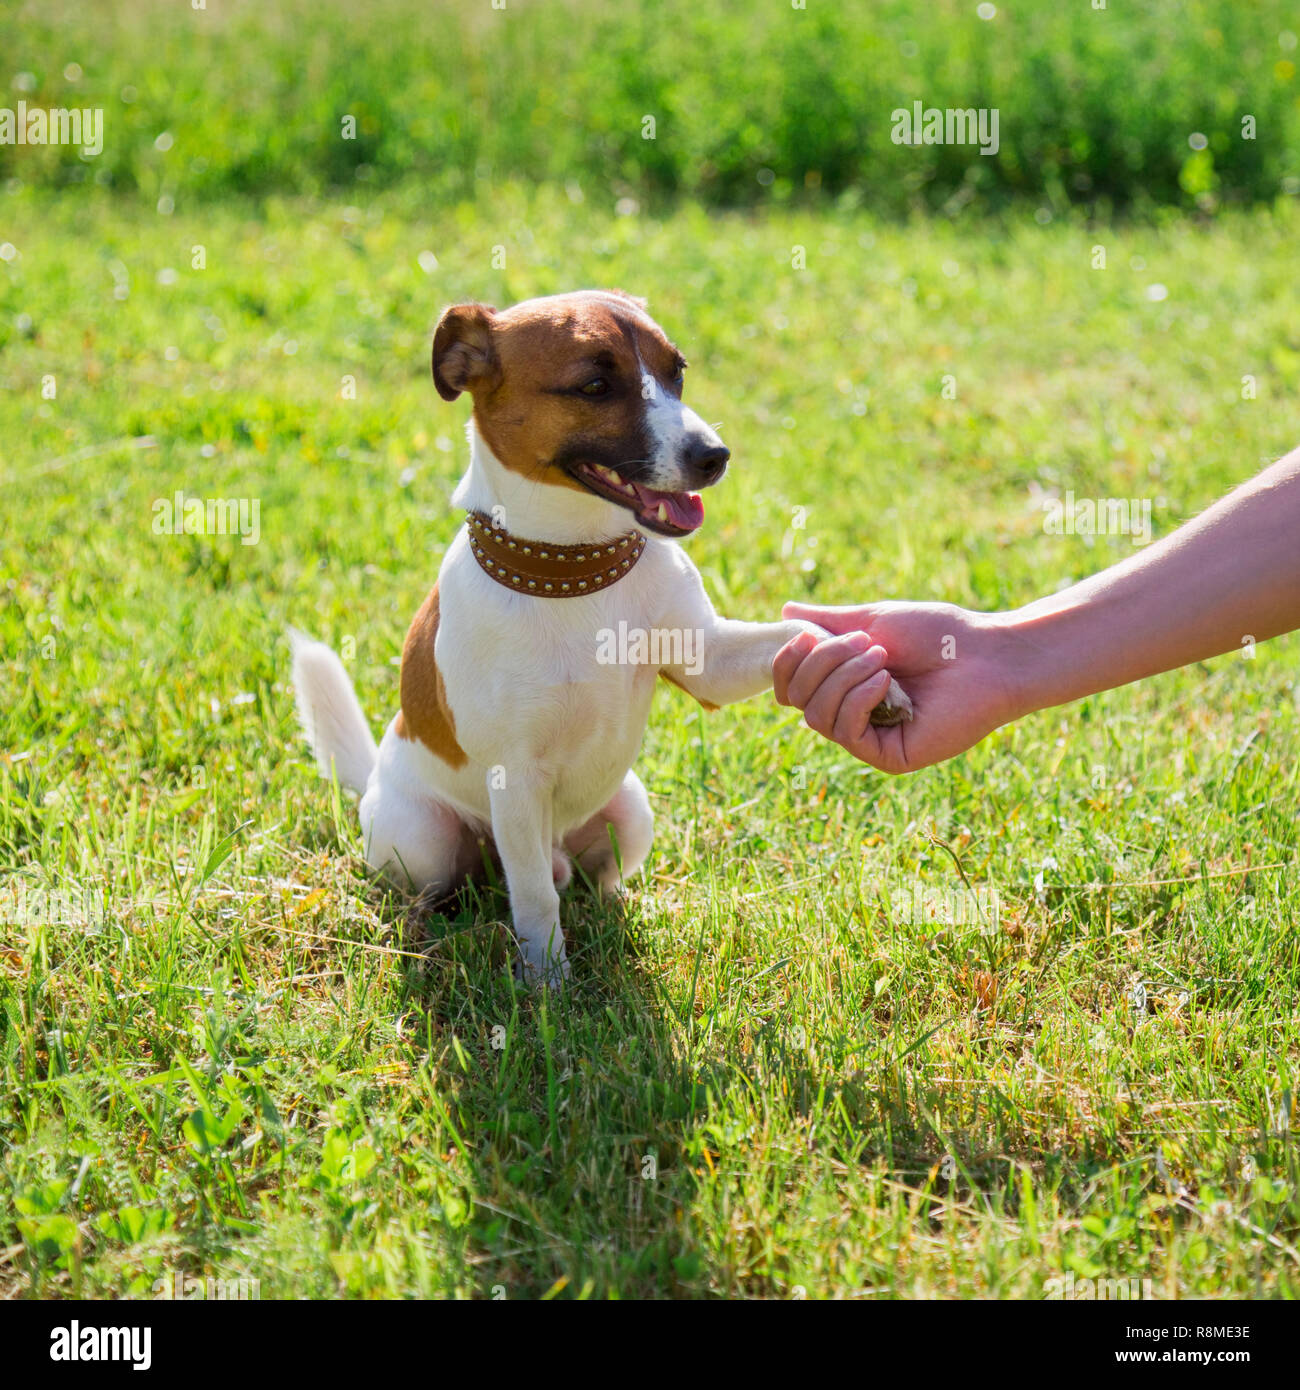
left=773, top=601, right=1027, bottom=773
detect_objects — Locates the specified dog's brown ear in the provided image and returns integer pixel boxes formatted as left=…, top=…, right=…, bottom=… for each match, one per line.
left=432, top=303, right=500, bottom=401
left=604, top=288, right=648, bottom=310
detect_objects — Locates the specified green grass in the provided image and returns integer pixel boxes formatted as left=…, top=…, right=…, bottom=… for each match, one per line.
left=6, top=0, right=1300, bottom=213
left=2, top=182, right=1299, bottom=1298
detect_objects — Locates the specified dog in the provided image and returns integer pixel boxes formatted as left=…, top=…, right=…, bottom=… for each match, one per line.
left=290, top=290, right=911, bottom=984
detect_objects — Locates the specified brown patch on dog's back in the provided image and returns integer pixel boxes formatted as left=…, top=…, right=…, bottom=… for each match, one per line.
left=398, top=585, right=468, bottom=767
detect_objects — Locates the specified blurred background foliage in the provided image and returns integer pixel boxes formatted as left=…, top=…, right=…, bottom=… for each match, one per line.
left=3, top=0, right=1298, bottom=216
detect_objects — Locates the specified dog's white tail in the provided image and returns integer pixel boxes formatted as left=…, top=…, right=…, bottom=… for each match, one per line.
left=288, top=629, right=378, bottom=793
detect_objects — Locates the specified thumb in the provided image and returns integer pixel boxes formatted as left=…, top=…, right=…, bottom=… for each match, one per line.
left=782, top=601, right=877, bottom=636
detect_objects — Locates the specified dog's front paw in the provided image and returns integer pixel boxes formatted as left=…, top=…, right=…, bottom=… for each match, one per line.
left=789, top=618, right=834, bottom=644
left=515, top=926, right=570, bottom=989
left=868, top=676, right=914, bottom=727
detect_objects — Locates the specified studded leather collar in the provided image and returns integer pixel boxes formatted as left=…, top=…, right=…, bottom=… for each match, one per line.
left=465, top=511, right=647, bottom=597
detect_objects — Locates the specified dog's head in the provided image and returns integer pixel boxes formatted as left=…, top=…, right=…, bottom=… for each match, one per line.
left=432, top=289, right=728, bottom=536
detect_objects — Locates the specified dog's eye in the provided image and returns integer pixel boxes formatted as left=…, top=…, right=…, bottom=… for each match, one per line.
left=578, top=378, right=610, bottom=397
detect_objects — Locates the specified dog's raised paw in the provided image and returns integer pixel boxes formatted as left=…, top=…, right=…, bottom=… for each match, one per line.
left=868, top=676, right=914, bottom=727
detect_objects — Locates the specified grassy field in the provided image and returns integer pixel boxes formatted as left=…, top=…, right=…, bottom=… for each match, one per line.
left=6, top=0, right=1300, bottom=212
left=2, top=183, right=1299, bottom=1298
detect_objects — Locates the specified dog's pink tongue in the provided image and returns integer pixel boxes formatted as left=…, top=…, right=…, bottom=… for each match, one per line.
left=630, top=482, right=705, bottom=532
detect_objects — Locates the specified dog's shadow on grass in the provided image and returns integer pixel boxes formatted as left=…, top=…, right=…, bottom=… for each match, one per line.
left=364, top=862, right=946, bottom=1296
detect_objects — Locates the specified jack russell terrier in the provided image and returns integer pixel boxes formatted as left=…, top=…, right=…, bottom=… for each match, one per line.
left=290, top=290, right=911, bottom=984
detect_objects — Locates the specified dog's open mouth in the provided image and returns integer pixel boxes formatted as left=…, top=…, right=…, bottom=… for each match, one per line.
left=569, top=462, right=706, bottom=537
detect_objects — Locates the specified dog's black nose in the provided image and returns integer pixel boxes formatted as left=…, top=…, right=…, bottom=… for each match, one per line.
left=683, top=441, right=730, bottom=484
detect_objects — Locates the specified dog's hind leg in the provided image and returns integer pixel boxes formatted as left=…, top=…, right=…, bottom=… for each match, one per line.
left=358, top=729, right=480, bottom=897
left=360, top=784, right=479, bottom=897
left=563, top=769, right=654, bottom=893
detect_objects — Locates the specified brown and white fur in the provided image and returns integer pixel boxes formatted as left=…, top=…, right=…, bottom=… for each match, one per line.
left=291, top=290, right=910, bottom=984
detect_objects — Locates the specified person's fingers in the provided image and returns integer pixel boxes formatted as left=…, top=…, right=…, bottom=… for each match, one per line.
left=772, top=629, right=818, bottom=705
left=847, top=721, right=912, bottom=776
left=803, top=650, right=890, bottom=738
left=786, top=633, right=882, bottom=710
left=832, top=669, right=895, bottom=746
left=844, top=720, right=887, bottom=770
left=782, top=601, right=877, bottom=637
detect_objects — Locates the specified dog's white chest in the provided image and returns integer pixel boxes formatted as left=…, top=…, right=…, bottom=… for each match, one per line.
left=430, top=536, right=667, bottom=828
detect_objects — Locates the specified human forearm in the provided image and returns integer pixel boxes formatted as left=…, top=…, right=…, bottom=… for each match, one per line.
left=775, top=449, right=1300, bottom=776
left=1006, top=449, right=1300, bottom=716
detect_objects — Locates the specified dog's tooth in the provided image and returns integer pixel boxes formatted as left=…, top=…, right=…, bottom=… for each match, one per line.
left=656, top=503, right=668, bottom=523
